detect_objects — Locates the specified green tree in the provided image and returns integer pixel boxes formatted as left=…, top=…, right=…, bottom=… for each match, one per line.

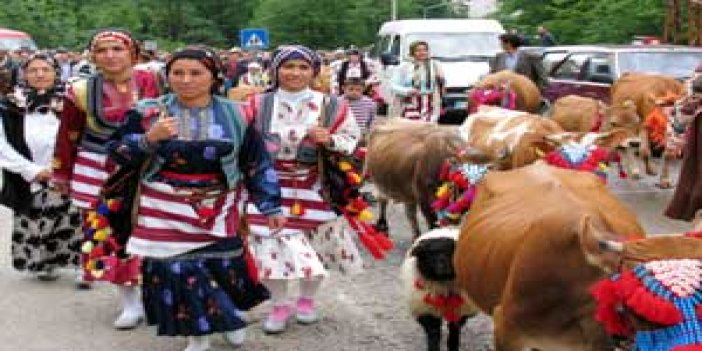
left=494, top=0, right=665, bottom=44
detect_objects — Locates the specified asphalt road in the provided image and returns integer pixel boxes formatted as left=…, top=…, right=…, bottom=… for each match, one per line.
left=0, top=160, right=691, bottom=351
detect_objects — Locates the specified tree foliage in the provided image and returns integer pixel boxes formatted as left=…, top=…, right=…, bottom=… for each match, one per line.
left=494, top=0, right=666, bottom=44
left=1, top=0, right=671, bottom=50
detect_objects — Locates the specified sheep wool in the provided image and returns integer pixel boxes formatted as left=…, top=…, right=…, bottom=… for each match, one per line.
left=401, top=228, right=478, bottom=322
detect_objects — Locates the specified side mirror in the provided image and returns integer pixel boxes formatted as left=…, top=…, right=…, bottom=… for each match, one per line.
left=380, top=52, right=400, bottom=66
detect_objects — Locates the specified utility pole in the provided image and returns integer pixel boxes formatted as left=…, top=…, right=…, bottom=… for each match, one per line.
left=391, top=0, right=397, bottom=20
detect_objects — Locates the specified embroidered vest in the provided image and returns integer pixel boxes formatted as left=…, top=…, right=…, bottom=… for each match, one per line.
left=252, top=92, right=339, bottom=164
left=71, top=74, right=151, bottom=154
left=135, top=94, right=248, bottom=190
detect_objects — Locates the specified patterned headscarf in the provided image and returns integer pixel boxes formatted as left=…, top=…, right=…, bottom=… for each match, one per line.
left=165, top=46, right=224, bottom=92
left=10, top=51, right=65, bottom=113
left=270, top=45, right=321, bottom=88
left=88, top=28, right=139, bottom=60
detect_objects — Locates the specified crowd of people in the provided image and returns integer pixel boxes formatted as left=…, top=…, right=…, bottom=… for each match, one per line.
left=0, top=28, right=383, bottom=351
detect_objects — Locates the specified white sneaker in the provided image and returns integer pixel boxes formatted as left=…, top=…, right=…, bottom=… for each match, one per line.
left=113, top=309, right=144, bottom=330
left=262, top=305, right=293, bottom=334
left=223, top=328, right=246, bottom=348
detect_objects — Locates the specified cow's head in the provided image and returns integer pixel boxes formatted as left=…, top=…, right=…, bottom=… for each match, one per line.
left=607, top=100, right=641, bottom=147
left=588, top=231, right=702, bottom=350
left=530, top=130, right=627, bottom=179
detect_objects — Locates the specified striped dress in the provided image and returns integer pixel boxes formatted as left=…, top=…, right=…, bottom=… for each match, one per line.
left=246, top=89, right=364, bottom=279
left=344, top=95, right=376, bottom=136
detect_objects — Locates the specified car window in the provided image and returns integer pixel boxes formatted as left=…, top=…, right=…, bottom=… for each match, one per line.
left=376, top=35, right=392, bottom=55
left=582, top=53, right=615, bottom=84
left=390, top=35, right=401, bottom=57
left=542, top=51, right=569, bottom=74
left=552, top=53, right=593, bottom=80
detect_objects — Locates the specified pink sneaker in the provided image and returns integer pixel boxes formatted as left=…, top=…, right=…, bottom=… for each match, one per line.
left=262, top=305, right=293, bottom=334
left=296, top=297, right=319, bottom=325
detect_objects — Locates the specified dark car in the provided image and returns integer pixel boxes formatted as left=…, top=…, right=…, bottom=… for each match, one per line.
left=542, top=45, right=702, bottom=103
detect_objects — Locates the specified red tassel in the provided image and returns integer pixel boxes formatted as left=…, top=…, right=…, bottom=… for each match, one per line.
left=197, top=207, right=217, bottom=219
left=358, top=231, right=384, bottom=259
left=439, top=161, right=451, bottom=181
left=591, top=277, right=633, bottom=336
left=671, top=345, right=702, bottom=351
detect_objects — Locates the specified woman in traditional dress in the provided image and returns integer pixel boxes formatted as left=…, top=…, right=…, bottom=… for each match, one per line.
left=0, top=52, right=82, bottom=281
left=107, top=46, right=283, bottom=351
left=52, top=28, right=160, bottom=328
left=390, top=41, right=445, bottom=122
left=245, top=45, right=363, bottom=334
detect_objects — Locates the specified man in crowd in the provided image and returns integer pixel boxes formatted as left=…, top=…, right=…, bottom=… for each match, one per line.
left=490, top=33, right=547, bottom=91
left=538, top=26, right=557, bottom=47
left=336, top=49, right=375, bottom=96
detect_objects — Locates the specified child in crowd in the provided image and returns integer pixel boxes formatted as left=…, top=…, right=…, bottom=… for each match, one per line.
left=342, top=77, right=376, bottom=142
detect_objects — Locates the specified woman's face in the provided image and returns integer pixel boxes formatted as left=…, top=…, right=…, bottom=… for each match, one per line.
left=412, top=44, right=430, bottom=61
left=168, top=58, right=214, bottom=102
left=24, top=59, right=56, bottom=91
left=278, top=59, right=314, bottom=92
left=91, top=40, right=133, bottom=76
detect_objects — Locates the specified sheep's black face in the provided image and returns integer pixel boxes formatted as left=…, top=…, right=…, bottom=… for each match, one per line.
left=411, top=238, right=456, bottom=282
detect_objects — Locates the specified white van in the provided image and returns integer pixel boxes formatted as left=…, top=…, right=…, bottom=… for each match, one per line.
left=371, top=19, right=505, bottom=123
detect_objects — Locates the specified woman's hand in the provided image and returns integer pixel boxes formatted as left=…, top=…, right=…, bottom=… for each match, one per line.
left=307, top=126, right=332, bottom=145
left=52, top=179, right=70, bottom=195
left=146, top=117, right=178, bottom=144
left=267, top=214, right=287, bottom=235
left=34, top=169, right=52, bottom=183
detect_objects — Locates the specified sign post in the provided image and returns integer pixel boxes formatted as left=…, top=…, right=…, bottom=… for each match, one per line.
left=240, top=28, right=270, bottom=50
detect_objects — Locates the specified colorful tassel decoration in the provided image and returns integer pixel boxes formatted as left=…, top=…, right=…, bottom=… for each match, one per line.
left=291, top=201, right=305, bottom=216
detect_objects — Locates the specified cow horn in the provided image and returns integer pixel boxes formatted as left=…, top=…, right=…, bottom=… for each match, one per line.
left=598, top=240, right=624, bottom=253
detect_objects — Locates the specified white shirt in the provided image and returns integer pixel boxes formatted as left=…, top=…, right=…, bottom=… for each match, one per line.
left=0, top=110, right=59, bottom=191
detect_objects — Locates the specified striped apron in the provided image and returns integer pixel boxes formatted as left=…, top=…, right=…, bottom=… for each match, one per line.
left=127, top=175, right=242, bottom=259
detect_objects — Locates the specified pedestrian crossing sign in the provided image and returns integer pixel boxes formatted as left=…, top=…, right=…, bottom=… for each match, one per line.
left=240, top=28, right=269, bottom=50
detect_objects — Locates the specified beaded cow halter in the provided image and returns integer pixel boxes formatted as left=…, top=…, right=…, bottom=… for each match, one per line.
left=592, top=258, right=702, bottom=351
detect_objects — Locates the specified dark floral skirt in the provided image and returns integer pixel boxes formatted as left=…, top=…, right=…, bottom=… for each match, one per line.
left=12, top=189, right=82, bottom=272
left=142, top=237, right=270, bottom=336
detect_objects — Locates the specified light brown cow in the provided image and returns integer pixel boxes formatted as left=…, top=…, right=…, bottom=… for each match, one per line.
left=475, top=70, right=542, bottom=113
left=610, top=73, right=685, bottom=187
left=550, top=95, right=641, bottom=139
left=454, top=162, right=645, bottom=351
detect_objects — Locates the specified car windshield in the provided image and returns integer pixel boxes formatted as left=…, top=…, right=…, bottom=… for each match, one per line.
left=405, top=33, right=502, bottom=60
left=617, top=51, right=702, bottom=79
left=0, top=37, right=37, bottom=50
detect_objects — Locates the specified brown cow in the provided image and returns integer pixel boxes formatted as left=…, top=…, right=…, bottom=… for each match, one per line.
left=454, top=162, right=645, bottom=350
left=474, top=70, right=542, bottom=113
left=367, top=107, right=623, bottom=239
left=365, top=118, right=495, bottom=239
left=610, top=73, right=685, bottom=187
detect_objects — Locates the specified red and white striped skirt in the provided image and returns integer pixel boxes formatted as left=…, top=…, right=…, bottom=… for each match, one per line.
left=70, top=149, right=113, bottom=210
left=127, top=180, right=242, bottom=258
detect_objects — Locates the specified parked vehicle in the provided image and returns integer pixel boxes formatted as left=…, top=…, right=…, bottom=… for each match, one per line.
left=542, top=45, right=702, bottom=103
left=0, top=28, right=37, bottom=51
left=370, top=19, right=505, bottom=123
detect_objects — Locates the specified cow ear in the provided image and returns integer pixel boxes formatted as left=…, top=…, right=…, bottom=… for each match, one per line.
left=594, top=128, right=629, bottom=148
left=578, top=215, right=623, bottom=273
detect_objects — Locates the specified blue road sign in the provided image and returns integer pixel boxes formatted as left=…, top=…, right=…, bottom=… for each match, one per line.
left=240, top=28, right=269, bottom=50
